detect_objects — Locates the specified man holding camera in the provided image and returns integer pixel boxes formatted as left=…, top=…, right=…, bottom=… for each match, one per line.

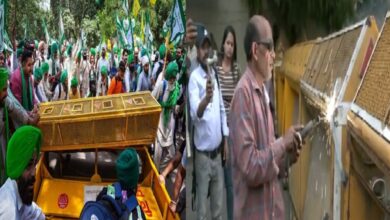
left=188, top=24, right=228, bottom=220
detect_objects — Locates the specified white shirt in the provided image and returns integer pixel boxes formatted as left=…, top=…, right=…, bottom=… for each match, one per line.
left=0, top=178, right=45, bottom=220
left=188, top=65, right=229, bottom=151
left=48, top=58, right=61, bottom=76
left=35, top=81, right=48, bottom=103
left=152, top=60, right=164, bottom=81
left=124, top=67, right=131, bottom=92
left=52, top=83, right=68, bottom=101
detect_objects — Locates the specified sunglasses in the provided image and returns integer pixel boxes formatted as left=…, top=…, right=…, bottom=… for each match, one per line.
left=256, top=40, right=274, bottom=51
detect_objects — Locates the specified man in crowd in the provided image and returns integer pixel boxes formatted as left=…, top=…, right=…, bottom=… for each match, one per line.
left=229, top=15, right=303, bottom=219
left=0, top=125, right=45, bottom=219
left=97, top=65, right=109, bottom=96
left=52, top=70, right=68, bottom=101
left=79, top=49, right=90, bottom=98
left=0, top=67, right=39, bottom=184
left=40, top=62, right=52, bottom=101
left=136, top=56, right=152, bottom=92
left=48, top=42, right=62, bottom=91
left=33, top=67, right=47, bottom=103
left=97, top=45, right=110, bottom=84
left=188, top=24, right=228, bottom=220
left=69, top=77, right=80, bottom=100
left=152, top=44, right=167, bottom=88
left=34, top=41, right=46, bottom=70
left=108, top=61, right=125, bottom=95
left=152, top=61, right=180, bottom=173
left=10, top=49, right=38, bottom=112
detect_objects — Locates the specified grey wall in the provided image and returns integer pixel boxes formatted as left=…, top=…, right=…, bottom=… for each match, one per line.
left=187, top=0, right=250, bottom=72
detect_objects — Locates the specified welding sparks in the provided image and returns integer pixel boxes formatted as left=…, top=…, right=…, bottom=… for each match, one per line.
left=324, top=78, right=341, bottom=124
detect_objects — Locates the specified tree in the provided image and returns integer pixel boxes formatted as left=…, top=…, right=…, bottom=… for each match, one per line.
left=247, top=0, right=357, bottom=45
left=7, top=0, right=48, bottom=44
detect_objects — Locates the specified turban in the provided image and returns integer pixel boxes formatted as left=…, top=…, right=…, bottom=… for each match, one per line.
left=60, top=70, right=68, bottom=83
left=0, top=67, right=8, bottom=90
left=141, top=56, right=149, bottom=66
left=127, top=53, right=134, bottom=64
left=41, top=62, right=49, bottom=74
left=116, top=148, right=139, bottom=190
left=51, top=42, right=59, bottom=55
left=159, top=44, right=166, bottom=59
left=7, top=126, right=42, bottom=179
left=165, top=61, right=179, bottom=80
left=90, top=48, right=96, bottom=56
left=33, top=67, right=43, bottom=81
left=71, top=77, right=78, bottom=87
left=100, top=65, right=108, bottom=76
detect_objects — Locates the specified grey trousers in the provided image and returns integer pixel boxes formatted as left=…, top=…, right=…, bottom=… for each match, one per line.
left=195, top=150, right=224, bottom=220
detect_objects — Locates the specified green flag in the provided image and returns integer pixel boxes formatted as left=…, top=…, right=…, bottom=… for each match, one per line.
left=42, top=17, right=51, bottom=44
left=169, top=0, right=186, bottom=44
left=59, top=8, right=65, bottom=46
left=122, top=0, right=129, bottom=16
left=126, top=17, right=135, bottom=51
left=0, top=0, right=5, bottom=52
left=116, top=15, right=128, bottom=49
left=144, top=10, right=153, bottom=54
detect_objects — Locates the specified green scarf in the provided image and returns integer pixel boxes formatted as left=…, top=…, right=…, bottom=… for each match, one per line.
left=160, top=81, right=179, bottom=128
left=21, top=68, right=33, bottom=111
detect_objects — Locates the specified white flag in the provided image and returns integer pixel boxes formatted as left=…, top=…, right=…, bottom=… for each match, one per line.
left=59, top=10, right=65, bottom=44
left=169, top=0, right=186, bottom=43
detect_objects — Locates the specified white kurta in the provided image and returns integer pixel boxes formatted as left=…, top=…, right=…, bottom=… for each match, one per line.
left=151, top=80, right=176, bottom=173
left=0, top=179, right=45, bottom=220
left=52, top=83, right=68, bottom=101
left=79, top=60, right=90, bottom=97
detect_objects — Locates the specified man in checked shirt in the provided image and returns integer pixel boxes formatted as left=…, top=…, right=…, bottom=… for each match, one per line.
left=229, top=15, right=303, bottom=220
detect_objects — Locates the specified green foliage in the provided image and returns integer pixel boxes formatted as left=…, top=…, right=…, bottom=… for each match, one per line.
left=7, top=0, right=48, bottom=42
left=248, top=0, right=357, bottom=44
left=4, top=0, right=179, bottom=48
